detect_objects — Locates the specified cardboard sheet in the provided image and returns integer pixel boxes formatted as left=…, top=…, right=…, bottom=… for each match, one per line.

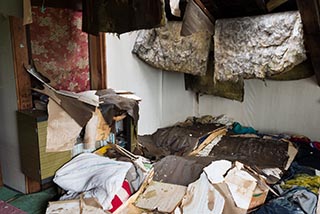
left=135, top=181, right=186, bottom=213
left=180, top=173, right=225, bottom=214
left=46, top=99, right=82, bottom=152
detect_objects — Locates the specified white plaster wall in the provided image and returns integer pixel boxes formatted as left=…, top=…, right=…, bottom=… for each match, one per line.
left=199, top=77, right=320, bottom=141
left=0, top=17, right=26, bottom=193
left=106, top=32, right=195, bottom=134
left=106, top=32, right=320, bottom=141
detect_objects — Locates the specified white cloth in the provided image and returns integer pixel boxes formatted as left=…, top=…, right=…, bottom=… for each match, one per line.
left=54, top=153, right=133, bottom=210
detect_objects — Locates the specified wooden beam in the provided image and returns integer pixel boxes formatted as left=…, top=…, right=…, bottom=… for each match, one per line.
left=89, top=33, right=107, bottom=90
left=267, top=0, right=288, bottom=11
left=296, top=0, right=320, bottom=85
left=25, top=177, right=41, bottom=193
left=10, top=17, right=41, bottom=193
left=9, top=17, right=33, bottom=111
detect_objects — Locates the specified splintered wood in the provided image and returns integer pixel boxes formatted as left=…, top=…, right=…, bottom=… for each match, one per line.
left=135, top=181, right=187, bottom=213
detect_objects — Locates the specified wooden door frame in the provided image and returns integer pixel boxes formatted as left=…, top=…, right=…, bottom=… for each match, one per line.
left=89, top=33, right=107, bottom=90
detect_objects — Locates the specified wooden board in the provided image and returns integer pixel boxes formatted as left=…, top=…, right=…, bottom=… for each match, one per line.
left=135, top=181, right=187, bottom=213
left=188, top=127, right=227, bottom=156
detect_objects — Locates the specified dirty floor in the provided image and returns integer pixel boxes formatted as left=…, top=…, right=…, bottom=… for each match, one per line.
left=0, top=186, right=57, bottom=214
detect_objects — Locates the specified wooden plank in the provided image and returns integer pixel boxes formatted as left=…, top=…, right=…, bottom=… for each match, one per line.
left=9, top=17, right=33, bottom=110
left=188, top=127, right=227, bottom=156
left=296, top=0, right=320, bottom=85
left=89, top=33, right=107, bottom=90
left=25, top=177, right=41, bottom=193
left=266, top=0, right=288, bottom=11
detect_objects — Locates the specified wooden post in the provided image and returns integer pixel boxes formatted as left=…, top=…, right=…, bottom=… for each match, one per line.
left=10, top=17, right=33, bottom=110
left=10, top=16, right=41, bottom=193
left=89, top=33, right=107, bottom=90
left=296, top=0, right=320, bottom=86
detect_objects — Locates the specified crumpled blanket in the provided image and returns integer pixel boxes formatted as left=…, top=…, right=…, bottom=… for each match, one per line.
left=53, top=153, right=132, bottom=210
left=214, top=11, right=306, bottom=82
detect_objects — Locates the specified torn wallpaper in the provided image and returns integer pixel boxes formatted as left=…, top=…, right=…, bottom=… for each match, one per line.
left=214, top=11, right=307, bottom=82
left=30, top=6, right=90, bottom=92
left=133, top=21, right=211, bottom=76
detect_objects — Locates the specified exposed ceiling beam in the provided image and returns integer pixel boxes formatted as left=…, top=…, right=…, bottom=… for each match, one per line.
left=296, top=0, right=320, bottom=85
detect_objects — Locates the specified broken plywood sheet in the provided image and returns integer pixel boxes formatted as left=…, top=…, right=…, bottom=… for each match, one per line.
left=214, top=11, right=306, bottom=82
left=133, top=21, right=211, bottom=76
left=153, top=155, right=217, bottom=186
left=46, top=98, right=82, bottom=152
left=135, top=181, right=186, bottom=213
left=180, top=173, right=225, bottom=214
left=204, top=161, right=268, bottom=211
left=138, top=122, right=224, bottom=159
left=45, top=199, right=107, bottom=214
left=208, top=135, right=290, bottom=169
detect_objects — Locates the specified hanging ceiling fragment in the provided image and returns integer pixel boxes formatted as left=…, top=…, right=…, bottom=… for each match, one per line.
left=82, top=0, right=165, bottom=35
left=132, top=21, right=211, bottom=76
left=214, top=11, right=307, bottom=82
left=185, top=53, right=244, bottom=102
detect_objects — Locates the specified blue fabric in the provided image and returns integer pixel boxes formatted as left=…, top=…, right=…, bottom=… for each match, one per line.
left=255, top=187, right=317, bottom=214
left=232, top=122, right=257, bottom=134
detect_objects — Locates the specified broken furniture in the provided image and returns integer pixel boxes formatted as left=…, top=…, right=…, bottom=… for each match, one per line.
left=17, top=110, right=72, bottom=186
left=25, top=64, right=140, bottom=153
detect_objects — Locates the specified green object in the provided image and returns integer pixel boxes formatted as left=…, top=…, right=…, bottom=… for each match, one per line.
left=185, top=53, right=244, bottom=102
left=268, top=60, right=314, bottom=81
left=232, top=122, right=257, bottom=134
left=281, top=174, right=320, bottom=194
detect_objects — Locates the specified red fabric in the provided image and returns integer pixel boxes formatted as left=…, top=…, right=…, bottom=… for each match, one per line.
left=108, top=180, right=131, bottom=213
left=311, top=142, right=320, bottom=150
left=290, top=136, right=311, bottom=144
left=30, top=6, right=90, bottom=92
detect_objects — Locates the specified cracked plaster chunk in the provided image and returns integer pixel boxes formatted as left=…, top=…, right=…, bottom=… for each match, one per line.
left=214, top=11, right=307, bottom=82
left=133, top=21, right=211, bottom=76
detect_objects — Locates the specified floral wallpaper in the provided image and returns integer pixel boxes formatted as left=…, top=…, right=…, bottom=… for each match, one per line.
left=30, top=6, right=90, bottom=92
